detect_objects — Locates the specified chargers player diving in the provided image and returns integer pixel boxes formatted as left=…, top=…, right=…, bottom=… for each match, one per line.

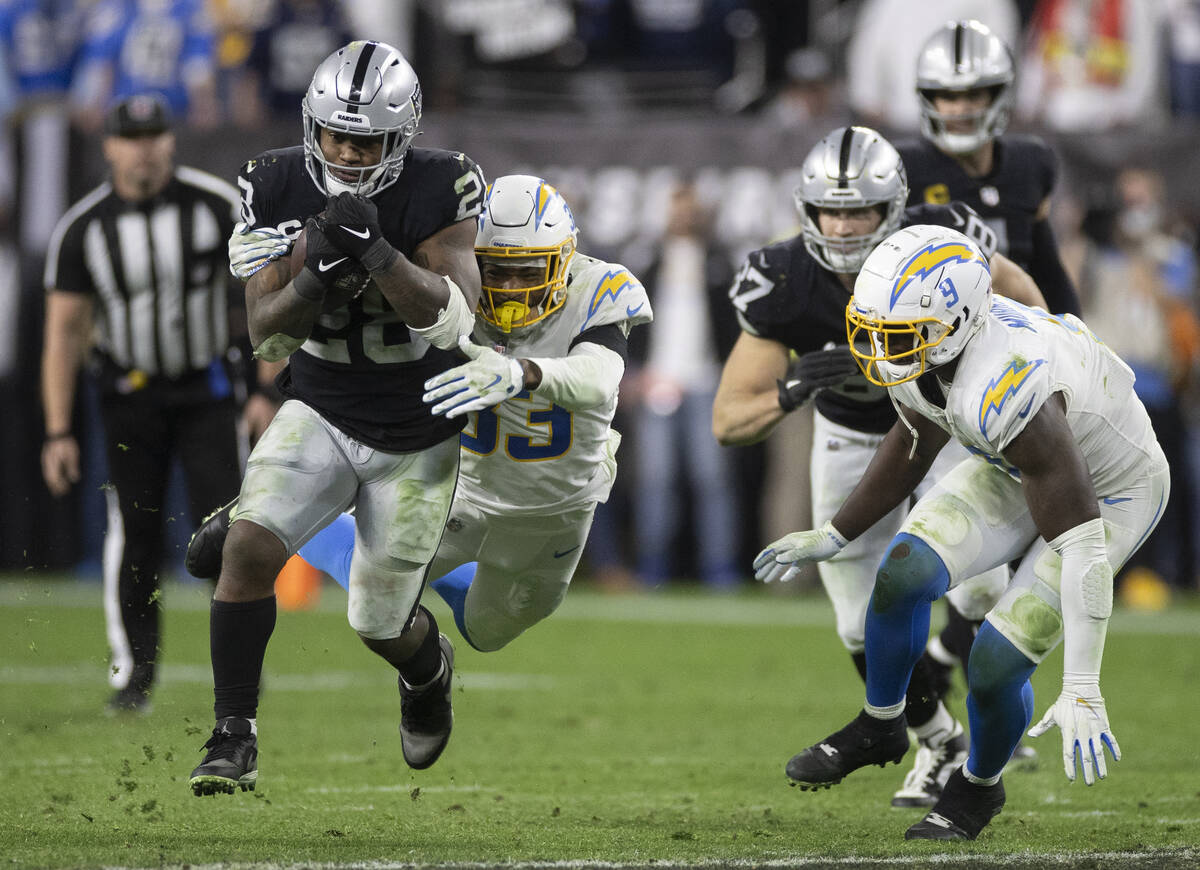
left=193, top=174, right=652, bottom=661
left=755, top=225, right=1168, bottom=840
left=713, top=125, right=1044, bottom=809
left=187, top=41, right=486, bottom=796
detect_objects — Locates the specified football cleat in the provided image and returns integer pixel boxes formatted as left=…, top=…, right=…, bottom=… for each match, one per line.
left=905, top=768, right=1005, bottom=841
left=186, top=499, right=236, bottom=580
left=786, top=710, right=909, bottom=790
left=105, top=683, right=153, bottom=716
left=189, top=717, right=258, bottom=796
left=398, top=633, right=454, bottom=770
left=891, top=725, right=969, bottom=807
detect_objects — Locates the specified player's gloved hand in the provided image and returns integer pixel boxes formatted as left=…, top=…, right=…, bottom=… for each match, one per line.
left=320, top=192, right=396, bottom=272
left=752, top=521, right=848, bottom=583
left=1028, top=679, right=1121, bottom=785
left=228, top=221, right=292, bottom=280
left=778, top=345, right=859, bottom=412
left=423, top=335, right=525, bottom=419
left=293, top=217, right=369, bottom=303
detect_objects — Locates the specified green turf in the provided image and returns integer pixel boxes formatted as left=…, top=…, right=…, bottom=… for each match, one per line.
left=0, top=576, right=1197, bottom=869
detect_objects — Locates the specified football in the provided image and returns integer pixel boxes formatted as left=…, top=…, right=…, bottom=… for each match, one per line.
left=290, top=223, right=371, bottom=313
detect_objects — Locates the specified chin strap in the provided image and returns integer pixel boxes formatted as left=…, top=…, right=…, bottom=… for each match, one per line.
left=887, top=390, right=920, bottom=460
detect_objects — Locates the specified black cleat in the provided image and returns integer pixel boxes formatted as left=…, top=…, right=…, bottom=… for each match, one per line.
left=106, top=683, right=153, bottom=716
left=189, top=717, right=258, bottom=796
left=786, top=710, right=910, bottom=790
left=905, top=768, right=1005, bottom=841
left=398, top=633, right=454, bottom=770
left=892, top=726, right=969, bottom=808
left=186, top=499, right=236, bottom=580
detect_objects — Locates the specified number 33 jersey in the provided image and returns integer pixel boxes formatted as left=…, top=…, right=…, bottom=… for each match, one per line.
left=458, top=253, right=653, bottom=515
left=236, top=145, right=486, bottom=452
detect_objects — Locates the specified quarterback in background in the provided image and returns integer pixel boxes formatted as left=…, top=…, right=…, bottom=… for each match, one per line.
left=756, top=225, right=1169, bottom=841
left=204, top=174, right=652, bottom=656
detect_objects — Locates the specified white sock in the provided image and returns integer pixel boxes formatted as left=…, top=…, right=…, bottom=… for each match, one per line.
left=864, top=700, right=906, bottom=720
left=912, top=703, right=960, bottom=745
left=963, top=764, right=1000, bottom=787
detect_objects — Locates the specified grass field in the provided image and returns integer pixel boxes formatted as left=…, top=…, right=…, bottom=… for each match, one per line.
left=1, top=576, right=1198, bottom=869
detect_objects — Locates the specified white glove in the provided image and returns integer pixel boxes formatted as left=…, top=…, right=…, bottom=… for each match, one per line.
left=752, top=521, right=848, bottom=583
left=228, top=221, right=292, bottom=280
left=1028, top=680, right=1121, bottom=785
left=423, top=335, right=525, bottom=418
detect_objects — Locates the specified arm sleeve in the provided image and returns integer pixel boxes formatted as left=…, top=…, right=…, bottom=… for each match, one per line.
left=525, top=341, right=625, bottom=412
left=1048, top=517, right=1112, bottom=679
left=1029, top=219, right=1081, bottom=316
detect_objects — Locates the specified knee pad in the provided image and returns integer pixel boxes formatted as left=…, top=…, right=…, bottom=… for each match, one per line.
left=873, top=533, right=950, bottom=612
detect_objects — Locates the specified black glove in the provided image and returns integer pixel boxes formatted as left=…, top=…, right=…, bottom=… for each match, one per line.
left=777, top=345, right=859, bottom=412
left=294, top=217, right=370, bottom=305
left=321, top=192, right=396, bottom=272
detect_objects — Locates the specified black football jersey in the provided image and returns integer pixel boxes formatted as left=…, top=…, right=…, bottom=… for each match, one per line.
left=729, top=202, right=992, bottom=434
left=237, top=145, right=486, bottom=452
left=896, top=135, right=1078, bottom=314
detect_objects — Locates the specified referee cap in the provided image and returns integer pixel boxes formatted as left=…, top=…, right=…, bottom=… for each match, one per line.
left=105, top=94, right=173, bottom=138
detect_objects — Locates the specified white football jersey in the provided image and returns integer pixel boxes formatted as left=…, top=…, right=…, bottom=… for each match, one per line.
left=456, top=253, right=653, bottom=515
left=890, top=297, right=1158, bottom=496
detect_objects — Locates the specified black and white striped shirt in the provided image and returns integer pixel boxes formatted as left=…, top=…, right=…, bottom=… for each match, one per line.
left=44, top=167, right=239, bottom=380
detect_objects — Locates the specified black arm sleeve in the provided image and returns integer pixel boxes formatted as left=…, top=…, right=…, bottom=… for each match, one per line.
left=569, top=322, right=628, bottom=363
left=1028, top=219, right=1081, bottom=316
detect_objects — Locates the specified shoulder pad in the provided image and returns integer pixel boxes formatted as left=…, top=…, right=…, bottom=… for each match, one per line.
left=571, top=256, right=652, bottom=333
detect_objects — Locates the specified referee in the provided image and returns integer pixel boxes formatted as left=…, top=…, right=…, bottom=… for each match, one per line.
left=40, top=94, right=267, bottom=713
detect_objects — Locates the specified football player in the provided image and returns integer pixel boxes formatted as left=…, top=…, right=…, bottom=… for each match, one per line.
left=187, top=41, right=486, bottom=797
left=757, top=224, right=1168, bottom=841
left=896, top=17, right=1082, bottom=737
left=195, top=174, right=652, bottom=658
left=898, top=20, right=1079, bottom=317
left=712, top=125, right=1045, bottom=809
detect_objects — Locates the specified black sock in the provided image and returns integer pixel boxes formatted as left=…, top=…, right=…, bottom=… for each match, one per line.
left=211, top=596, right=276, bottom=720
left=941, top=603, right=981, bottom=664
left=905, top=652, right=944, bottom=728
left=851, top=651, right=868, bottom=683
left=398, top=606, right=443, bottom=687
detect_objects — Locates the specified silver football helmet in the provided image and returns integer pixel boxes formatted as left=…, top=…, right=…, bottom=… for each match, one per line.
left=794, top=126, right=908, bottom=274
left=847, top=224, right=992, bottom=386
left=302, top=40, right=422, bottom=196
left=916, top=20, right=1015, bottom=155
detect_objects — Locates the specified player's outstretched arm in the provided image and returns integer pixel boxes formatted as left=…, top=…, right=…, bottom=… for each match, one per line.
left=1005, top=393, right=1119, bottom=785
left=990, top=252, right=1047, bottom=310
left=712, top=332, right=790, bottom=445
left=754, top=409, right=948, bottom=582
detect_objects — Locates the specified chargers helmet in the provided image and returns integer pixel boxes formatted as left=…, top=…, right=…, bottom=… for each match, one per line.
left=847, top=224, right=992, bottom=386
left=795, top=126, right=908, bottom=274
left=916, top=20, right=1015, bottom=155
left=475, top=175, right=578, bottom=332
left=302, top=41, right=422, bottom=196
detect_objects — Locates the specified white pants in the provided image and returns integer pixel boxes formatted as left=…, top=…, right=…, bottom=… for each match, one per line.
left=810, top=412, right=1009, bottom=652
left=235, top=400, right=460, bottom=639
left=429, top=499, right=597, bottom=651
left=901, top=446, right=1170, bottom=663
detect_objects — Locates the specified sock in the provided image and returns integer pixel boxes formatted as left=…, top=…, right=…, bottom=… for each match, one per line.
left=298, top=513, right=356, bottom=590
left=865, top=533, right=950, bottom=709
left=864, top=700, right=905, bottom=720
left=397, top=606, right=444, bottom=688
left=430, top=562, right=480, bottom=650
left=963, top=765, right=1001, bottom=787
left=850, top=651, right=868, bottom=682
left=912, top=703, right=959, bottom=745
left=211, top=596, right=277, bottom=720
left=905, top=652, right=948, bottom=728
left=964, top=621, right=1037, bottom=779
left=926, top=634, right=958, bottom=667
left=941, top=601, right=982, bottom=664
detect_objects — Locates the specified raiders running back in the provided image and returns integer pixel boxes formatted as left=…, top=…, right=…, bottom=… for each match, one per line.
left=237, top=145, right=486, bottom=451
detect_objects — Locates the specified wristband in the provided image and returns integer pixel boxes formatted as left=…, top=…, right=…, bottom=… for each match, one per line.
left=359, top=238, right=399, bottom=274
left=292, top=267, right=327, bottom=302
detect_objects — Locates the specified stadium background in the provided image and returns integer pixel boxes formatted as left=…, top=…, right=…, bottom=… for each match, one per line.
left=2, top=0, right=1199, bottom=595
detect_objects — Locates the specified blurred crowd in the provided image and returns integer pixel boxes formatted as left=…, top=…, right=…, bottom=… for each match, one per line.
left=3, top=0, right=1200, bottom=594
